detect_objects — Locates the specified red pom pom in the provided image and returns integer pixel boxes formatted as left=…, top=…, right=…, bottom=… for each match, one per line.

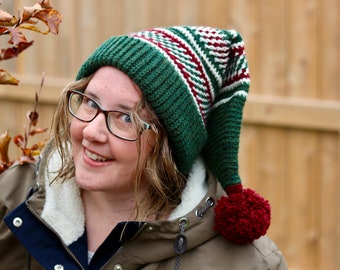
left=214, top=184, right=271, bottom=244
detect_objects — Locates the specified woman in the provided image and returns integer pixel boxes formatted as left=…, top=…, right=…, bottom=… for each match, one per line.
left=1, top=26, right=287, bottom=269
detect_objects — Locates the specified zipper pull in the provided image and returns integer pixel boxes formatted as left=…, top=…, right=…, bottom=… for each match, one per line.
left=174, top=218, right=188, bottom=255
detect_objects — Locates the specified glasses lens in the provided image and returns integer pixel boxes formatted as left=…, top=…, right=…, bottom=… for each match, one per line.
left=107, top=111, right=138, bottom=140
left=68, top=92, right=98, bottom=122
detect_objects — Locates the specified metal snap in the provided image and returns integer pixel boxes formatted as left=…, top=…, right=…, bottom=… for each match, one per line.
left=54, top=264, right=64, bottom=270
left=13, top=217, right=23, bottom=227
left=114, top=264, right=123, bottom=270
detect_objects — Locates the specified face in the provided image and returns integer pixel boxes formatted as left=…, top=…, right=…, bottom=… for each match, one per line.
left=70, top=66, right=155, bottom=194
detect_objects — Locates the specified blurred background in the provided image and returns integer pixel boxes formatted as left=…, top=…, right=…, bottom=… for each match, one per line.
left=0, top=0, right=339, bottom=269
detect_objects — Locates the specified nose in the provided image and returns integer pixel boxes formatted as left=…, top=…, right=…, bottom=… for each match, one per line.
left=82, top=112, right=108, bottom=142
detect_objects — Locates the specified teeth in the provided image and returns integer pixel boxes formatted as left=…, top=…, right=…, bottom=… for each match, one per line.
left=85, top=149, right=109, bottom=162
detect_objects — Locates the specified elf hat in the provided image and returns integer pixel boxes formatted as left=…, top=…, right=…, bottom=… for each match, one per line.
left=76, top=26, right=271, bottom=244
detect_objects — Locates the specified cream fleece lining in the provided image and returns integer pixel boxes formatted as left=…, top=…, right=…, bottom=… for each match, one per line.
left=41, top=153, right=207, bottom=245
left=41, top=151, right=85, bottom=246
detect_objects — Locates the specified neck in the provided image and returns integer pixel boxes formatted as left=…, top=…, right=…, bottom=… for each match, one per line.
left=82, top=189, right=138, bottom=223
left=81, top=188, right=153, bottom=252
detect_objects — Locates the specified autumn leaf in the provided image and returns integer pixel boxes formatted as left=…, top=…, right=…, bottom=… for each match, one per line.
left=0, top=69, right=19, bottom=85
left=39, top=0, right=53, bottom=10
left=0, top=40, right=34, bottom=61
left=27, top=111, right=39, bottom=126
left=13, top=134, right=25, bottom=148
left=0, top=26, right=9, bottom=34
left=0, top=0, right=62, bottom=85
left=0, top=1, right=59, bottom=174
left=19, top=2, right=62, bottom=35
left=29, top=127, right=48, bottom=136
left=0, top=131, right=11, bottom=163
left=8, top=27, right=29, bottom=45
left=21, top=3, right=43, bottom=24
left=33, top=9, right=62, bottom=34
left=0, top=9, right=14, bottom=23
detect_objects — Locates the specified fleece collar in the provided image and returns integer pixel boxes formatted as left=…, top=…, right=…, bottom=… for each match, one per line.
left=41, top=151, right=84, bottom=245
left=41, top=153, right=208, bottom=246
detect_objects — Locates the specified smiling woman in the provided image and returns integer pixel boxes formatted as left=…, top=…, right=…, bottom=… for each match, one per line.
left=1, top=26, right=287, bottom=270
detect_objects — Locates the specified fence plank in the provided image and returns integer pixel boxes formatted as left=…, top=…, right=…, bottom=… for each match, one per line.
left=244, top=95, right=340, bottom=131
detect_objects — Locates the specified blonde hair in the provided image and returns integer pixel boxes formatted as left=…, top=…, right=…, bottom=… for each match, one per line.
left=46, top=75, right=186, bottom=220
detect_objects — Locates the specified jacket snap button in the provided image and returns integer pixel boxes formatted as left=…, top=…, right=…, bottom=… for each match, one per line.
left=54, top=264, right=64, bottom=270
left=13, top=217, right=23, bottom=227
left=114, top=264, right=123, bottom=270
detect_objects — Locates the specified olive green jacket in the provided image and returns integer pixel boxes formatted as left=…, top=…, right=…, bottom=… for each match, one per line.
left=0, top=158, right=288, bottom=270
left=0, top=163, right=41, bottom=269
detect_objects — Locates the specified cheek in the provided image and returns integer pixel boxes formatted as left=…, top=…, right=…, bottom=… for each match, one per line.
left=70, top=119, right=83, bottom=144
left=139, top=132, right=156, bottom=161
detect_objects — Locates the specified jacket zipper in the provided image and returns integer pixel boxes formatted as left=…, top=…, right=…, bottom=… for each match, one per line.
left=26, top=202, right=85, bottom=270
left=99, top=223, right=147, bottom=270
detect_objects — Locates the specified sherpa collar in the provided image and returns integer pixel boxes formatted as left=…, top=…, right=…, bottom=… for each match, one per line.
left=40, top=153, right=208, bottom=246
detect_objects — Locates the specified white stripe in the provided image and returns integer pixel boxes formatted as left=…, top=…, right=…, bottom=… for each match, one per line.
left=220, top=78, right=250, bottom=93
left=212, top=90, right=248, bottom=110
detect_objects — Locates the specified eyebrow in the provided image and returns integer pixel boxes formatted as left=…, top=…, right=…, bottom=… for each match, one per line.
left=83, top=89, right=136, bottom=112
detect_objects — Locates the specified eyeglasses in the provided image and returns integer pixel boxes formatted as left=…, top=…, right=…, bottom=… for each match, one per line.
left=67, top=90, right=151, bottom=141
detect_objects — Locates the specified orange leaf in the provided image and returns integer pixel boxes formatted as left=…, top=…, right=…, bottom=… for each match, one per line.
left=22, top=148, right=32, bottom=157
left=0, top=40, right=34, bottom=60
left=13, top=134, right=25, bottom=148
left=0, top=131, right=11, bottom=163
left=0, top=26, right=8, bottom=34
left=33, top=9, right=62, bottom=34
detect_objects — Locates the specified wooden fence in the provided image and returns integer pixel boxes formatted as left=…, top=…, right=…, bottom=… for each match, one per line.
left=0, top=0, right=339, bottom=269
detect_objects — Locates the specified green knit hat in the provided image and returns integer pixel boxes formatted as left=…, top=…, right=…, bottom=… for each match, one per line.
left=76, top=26, right=270, bottom=244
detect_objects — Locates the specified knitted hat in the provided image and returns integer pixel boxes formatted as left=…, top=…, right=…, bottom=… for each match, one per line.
left=76, top=26, right=270, bottom=244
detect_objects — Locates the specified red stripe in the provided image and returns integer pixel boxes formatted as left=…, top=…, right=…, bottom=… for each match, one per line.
left=136, top=29, right=214, bottom=122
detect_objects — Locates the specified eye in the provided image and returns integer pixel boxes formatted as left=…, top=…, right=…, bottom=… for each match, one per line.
left=120, top=113, right=132, bottom=123
left=83, top=96, right=98, bottom=110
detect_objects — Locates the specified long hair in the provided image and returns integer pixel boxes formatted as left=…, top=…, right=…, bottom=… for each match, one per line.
left=45, top=74, right=187, bottom=220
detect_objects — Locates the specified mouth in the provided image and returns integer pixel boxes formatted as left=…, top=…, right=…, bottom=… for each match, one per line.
left=85, top=148, right=112, bottom=162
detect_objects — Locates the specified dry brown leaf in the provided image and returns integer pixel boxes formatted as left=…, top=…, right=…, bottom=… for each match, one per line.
left=29, top=127, right=48, bottom=136
left=32, top=9, right=62, bottom=34
left=0, top=131, right=11, bottom=163
left=0, top=40, right=33, bottom=61
left=0, top=69, right=19, bottom=85
left=0, top=9, right=13, bottom=22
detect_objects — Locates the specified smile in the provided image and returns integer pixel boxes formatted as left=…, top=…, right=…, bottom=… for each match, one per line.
left=85, top=149, right=111, bottom=162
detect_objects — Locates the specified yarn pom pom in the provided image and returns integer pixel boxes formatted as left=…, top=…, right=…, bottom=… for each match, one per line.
left=214, top=184, right=271, bottom=244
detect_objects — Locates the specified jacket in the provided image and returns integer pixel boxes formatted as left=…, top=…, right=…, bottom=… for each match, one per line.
left=0, top=154, right=288, bottom=270
left=0, top=163, right=42, bottom=270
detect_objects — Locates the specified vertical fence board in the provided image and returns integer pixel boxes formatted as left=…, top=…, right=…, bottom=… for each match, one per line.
left=318, top=134, right=340, bottom=269
left=286, top=131, right=319, bottom=269
left=319, top=0, right=340, bottom=100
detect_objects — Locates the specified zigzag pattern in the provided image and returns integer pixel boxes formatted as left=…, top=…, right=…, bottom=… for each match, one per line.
left=133, top=26, right=250, bottom=121
left=195, top=27, right=250, bottom=94
left=133, top=27, right=215, bottom=123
